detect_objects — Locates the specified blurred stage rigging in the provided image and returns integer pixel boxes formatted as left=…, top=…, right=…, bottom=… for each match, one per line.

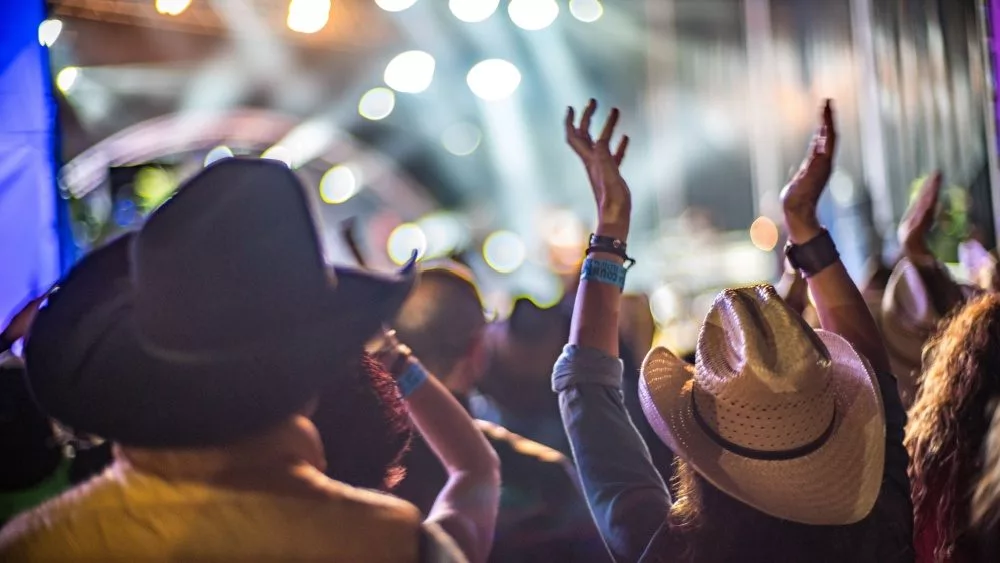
left=38, top=0, right=996, bottom=351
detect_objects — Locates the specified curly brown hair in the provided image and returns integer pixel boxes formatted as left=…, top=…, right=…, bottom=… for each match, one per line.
left=906, top=292, right=1000, bottom=562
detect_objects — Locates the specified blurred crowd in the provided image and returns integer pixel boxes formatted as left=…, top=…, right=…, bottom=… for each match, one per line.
left=1, top=98, right=1000, bottom=563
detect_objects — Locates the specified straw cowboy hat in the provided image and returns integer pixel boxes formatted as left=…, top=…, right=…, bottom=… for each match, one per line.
left=25, top=159, right=415, bottom=448
left=640, top=285, right=885, bottom=525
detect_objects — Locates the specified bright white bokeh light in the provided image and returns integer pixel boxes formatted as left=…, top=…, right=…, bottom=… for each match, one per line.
left=287, top=0, right=331, bottom=34
left=449, top=0, right=500, bottom=23
left=508, top=0, right=559, bottom=30
left=359, top=87, right=396, bottom=120
left=417, top=212, right=468, bottom=258
left=56, top=67, right=79, bottom=94
left=375, top=0, right=419, bottom=12
left=156, top=0, right=193, bottom=16
left=319, top=165, right=359, bottom=204
left=467, top=59, right=521, bottom=101
left=569, top=0, right=603, bottom=22
left=388, top=223, right=428, bottom=265
left=38, top=19, right=63, bottom=47
left=204, top=145, right=234, bottom=167
left=384, top=51, right=436, bottom=94
left=521, top=271, right=565, bottom=309
left=441, top=123, right=482, bottom=156
left=261, top=145, right=294, bottom=167
left=650, top=285, right=680, bottom=325
left=483, top=231, right=526, bottom=274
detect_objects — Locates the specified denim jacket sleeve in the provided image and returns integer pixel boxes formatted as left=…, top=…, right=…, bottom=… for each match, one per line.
left=552, top=344, right=672, bottom=563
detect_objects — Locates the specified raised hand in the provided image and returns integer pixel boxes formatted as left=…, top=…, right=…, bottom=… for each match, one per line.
left=565, top=99, right=631, bottom=241
left=781, top=100, right=837, bottom=244
left=898, top=171, right=943, bottom=260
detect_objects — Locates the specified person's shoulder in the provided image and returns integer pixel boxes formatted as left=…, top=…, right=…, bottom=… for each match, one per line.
left=308, top=472, right=423, bottom=524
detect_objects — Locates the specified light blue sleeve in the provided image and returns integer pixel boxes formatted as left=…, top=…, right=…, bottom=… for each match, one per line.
left=552, top=345, right=673, bottom=563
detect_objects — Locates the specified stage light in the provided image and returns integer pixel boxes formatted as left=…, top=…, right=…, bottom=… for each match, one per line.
left=375, top=0, right=419, bottom=12
left=319, top=165, right=359, bottom=204
left=56, top=67, right=79, bottom=94
left=417, top=212, right=468, bottom=258
left=749, top=216, right=779, bottom=252
left=508, top=0, right=558, bottom=31
left=384, top=51, right=436, bottom=94
left=204, top=145, right=234, bottom=167
left=388, top=223, right=428, bottom=264
left=155, top=0, right=192, bottom=16
left=650, top=285, right=680, bottom=324
left=441, top=123, right=482, bottom=156
left=287, top=0, right=331, bottom=34
left=358, top=87, right=396, bottom=120
left=449, top=0, right=500, bottom=23
left=261, top=145, right=294, bottom=167
left=483, top=230, right=525, bottom=274
left=467, top=59, right=521, bottom=101
left=521, top=272, right=564, bottom=309
left=38, top=19, right=63, bottom=47
left=569, top=0, right=603, bottom=22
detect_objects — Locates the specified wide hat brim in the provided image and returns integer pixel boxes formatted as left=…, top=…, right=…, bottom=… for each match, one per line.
left=639, top=330, right=885, bottom=525
left=26, top=235, right=415, bottom=448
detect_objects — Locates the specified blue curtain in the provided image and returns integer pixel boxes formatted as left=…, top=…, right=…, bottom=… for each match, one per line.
left=0, top=1, right=61, bottom=325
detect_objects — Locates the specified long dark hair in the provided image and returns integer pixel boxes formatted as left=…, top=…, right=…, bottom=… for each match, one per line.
left=655, top=458, right=892, bottom=562
left=907, top=293, right=1000, bottom=562
left=311, top=352, right=412, bottom=491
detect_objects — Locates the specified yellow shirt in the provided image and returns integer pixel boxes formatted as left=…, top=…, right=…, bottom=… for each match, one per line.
left=0, top=418, right=465, bottom=562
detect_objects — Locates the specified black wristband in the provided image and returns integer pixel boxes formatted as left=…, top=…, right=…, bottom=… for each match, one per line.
left=587, top=234, right=635, bottom=270
left=785, top=229, right=839, bottom=278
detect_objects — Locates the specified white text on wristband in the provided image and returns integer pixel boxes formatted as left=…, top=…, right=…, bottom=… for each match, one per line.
left=581, top=257, right=627, bottom=291
left=397, top=361, right=429, bottom=398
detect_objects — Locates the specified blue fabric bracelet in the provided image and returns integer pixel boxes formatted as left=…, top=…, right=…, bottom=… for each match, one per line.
left=397, top=361, right=429, bottom=398
left=581, top=257, right=627, bottom=291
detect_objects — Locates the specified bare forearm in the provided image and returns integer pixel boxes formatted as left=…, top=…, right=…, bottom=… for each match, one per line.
left=405, top=368, right=500, bottom=479
left=404, top=368, right=499, bottom=563
left=787, top=223, right=890, bottom=374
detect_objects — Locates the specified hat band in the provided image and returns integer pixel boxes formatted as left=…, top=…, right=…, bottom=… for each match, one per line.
left=690, top=392, right=836, bottom=461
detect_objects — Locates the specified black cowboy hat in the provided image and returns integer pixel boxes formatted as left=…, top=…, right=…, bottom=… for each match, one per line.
left=25, top=159, right=415, bottom=447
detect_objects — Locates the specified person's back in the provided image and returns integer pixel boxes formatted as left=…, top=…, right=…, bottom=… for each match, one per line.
left=0, top=160, right=467, bottom=562
left=0, top=440, right=431, bottom=562
left=393, top=264, right=607, bottom=562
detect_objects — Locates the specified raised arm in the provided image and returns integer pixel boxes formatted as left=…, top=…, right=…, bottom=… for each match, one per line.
left=781, top=101, right=890, bottom=375
left=553, top=100, right=671, bottom=563
left=373, top=333, right=499, bottom=563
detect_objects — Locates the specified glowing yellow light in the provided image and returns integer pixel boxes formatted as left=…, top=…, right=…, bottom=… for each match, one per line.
left=417, top=212, right=468, bottom=258
left=375, top=0, right=419, bottom=12
left=521, top=272, right=565, bottom=309
left=156, top=0, right=192, bottom=16
left=388, top=223, right=428, bottom=265
left=569, top=0, right=603, bottom=22
left=56, top=67, right=79, bottom=94
left=649, top=285, right=680, bottom=324
left=38, top=19, right=63, bottom=47
left=749, top=216, right=780, bottom=252
left=508, top=0, right=559, bottom=30
left=261, top=145, right=294, bottom=167
left=204, top=145, right=234, bottom=167
left=287, top=0, right=331, bottom=34
left=449, top=0, right=500, bottom=22
left=359, top=87, right=396, bottom=120
left=483, top=231, right=525, bottom=274
left=319, top=165, right=359, bottom=204
left=467, top=59, right=521, bottom=101
left=384, top=51, right=436, bottom=94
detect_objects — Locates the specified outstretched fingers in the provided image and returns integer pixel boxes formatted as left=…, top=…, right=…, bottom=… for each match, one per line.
left=614, top=135, right=630, bottom=166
